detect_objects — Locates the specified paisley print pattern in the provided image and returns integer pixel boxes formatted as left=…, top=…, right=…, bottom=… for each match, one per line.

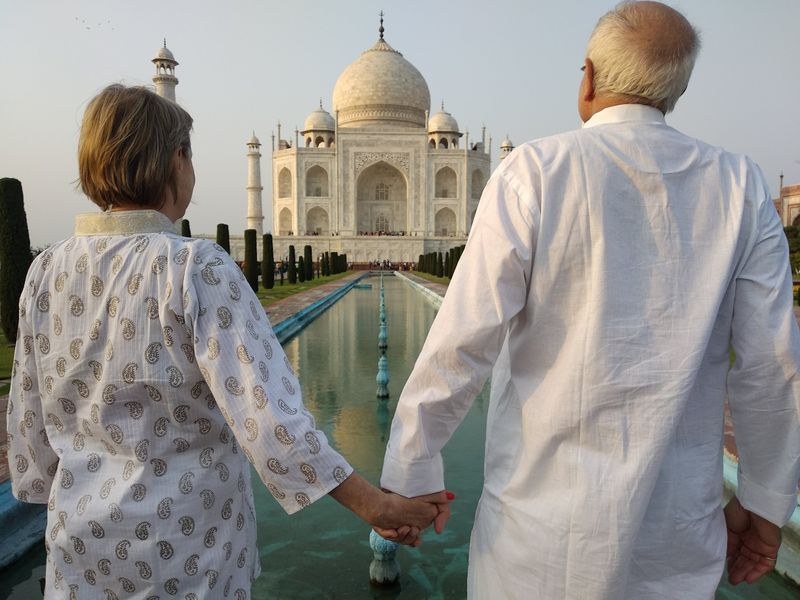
left=7, top=226, right=351, bottom=599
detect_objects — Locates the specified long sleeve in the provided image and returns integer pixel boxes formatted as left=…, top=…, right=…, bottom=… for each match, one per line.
left=185, top=248, right=353, bottom=514
left=381, top=169, right=539, bottom=496
left=7, top=275, right=59, bottom=503
left=727, top=177, right=800, bottom=526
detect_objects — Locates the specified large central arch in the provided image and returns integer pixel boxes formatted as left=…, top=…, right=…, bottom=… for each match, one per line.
left=356, top=161, right=408, bottom=234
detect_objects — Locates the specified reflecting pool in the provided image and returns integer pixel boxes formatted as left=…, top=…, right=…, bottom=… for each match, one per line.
left=1, top=275, right=798, bottom=598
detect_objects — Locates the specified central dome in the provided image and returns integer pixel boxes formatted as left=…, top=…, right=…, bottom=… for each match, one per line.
left=332, top=38, right=430, bottom=129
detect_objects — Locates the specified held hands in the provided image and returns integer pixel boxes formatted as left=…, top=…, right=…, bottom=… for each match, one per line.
left=328, top=472, right=452, bottom=547
left=373, top=489, right=454, bottom=547
left=724, top=495, right=781, bottom=585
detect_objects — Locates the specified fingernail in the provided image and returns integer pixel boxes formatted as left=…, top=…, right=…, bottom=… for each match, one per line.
left=446, top=491, right=455, bottom=500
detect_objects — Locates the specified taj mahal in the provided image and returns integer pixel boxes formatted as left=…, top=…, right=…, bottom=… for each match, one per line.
left=151, top=19, right=515, bottom=263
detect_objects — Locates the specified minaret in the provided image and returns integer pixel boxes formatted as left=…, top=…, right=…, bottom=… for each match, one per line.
left=152, top=39, right=179, bottom=102
left=246, top=132, right=265, bottom=235
left=499, top=135, right=515, bottom=160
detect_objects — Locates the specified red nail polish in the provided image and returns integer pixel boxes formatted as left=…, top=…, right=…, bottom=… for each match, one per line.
left=446, top=491, right=455, bottom=500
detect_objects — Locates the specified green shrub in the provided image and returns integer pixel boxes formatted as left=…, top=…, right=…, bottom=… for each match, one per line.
left=288, top=245, right=297, bottom=283
left=262, top=234, right=275, bottom=289
left=216, top=223, right=230, bottom=254
left=243, top=229, right=258, bottom=292
left=0, top=178, right=33, bottom=342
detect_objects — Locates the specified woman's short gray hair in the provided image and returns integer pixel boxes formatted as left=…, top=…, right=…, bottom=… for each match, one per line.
left=586, top=1, right=701, bottom=113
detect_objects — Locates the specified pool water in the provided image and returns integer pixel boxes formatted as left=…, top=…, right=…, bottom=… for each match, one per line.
left=1, top=275, right=797, bottom=598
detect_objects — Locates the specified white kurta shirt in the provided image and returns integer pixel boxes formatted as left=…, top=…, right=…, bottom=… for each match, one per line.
left=381, top=105, right=800, bottom=599
left=8, top=210, right=352, bottom=599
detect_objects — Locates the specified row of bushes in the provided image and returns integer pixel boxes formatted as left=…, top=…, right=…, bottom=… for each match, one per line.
left=183, top=219, right=349, bottom=293
left=417, top=245, right=465, bottom=280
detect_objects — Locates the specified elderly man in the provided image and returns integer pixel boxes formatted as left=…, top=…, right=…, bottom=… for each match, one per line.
left=379, top=1, right=800, bottom=598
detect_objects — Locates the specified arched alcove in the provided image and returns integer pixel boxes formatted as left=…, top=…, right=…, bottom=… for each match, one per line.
left=435, top=207, right=457, bottom=236
left=279, top=207, right=293, bottom=235
left=356, top=161, right=407, bottom=234
left=435, top=166, right=457, bottom=198
left=471, top=169, right=485, bottom=200
left=438, top=138, right=448, bottom=149
left=306, top=207, right=329, bottom=235
left=305, top=165, right=329, bottom=197
left=278, top=168, right=292, bottom=198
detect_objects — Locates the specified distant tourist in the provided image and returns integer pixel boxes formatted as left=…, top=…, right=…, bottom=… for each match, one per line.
left=379, top=2, right=800, bottom=598
left=7, top=84, right=447, bottom=598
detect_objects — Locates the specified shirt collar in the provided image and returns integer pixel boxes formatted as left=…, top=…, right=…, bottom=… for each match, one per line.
left=74, top=210, right=178, bottom=236
left=582, top=104, right=666, bottom=129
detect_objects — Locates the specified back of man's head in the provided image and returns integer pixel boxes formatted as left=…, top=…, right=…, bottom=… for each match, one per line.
left=586, top=1, right=701, bottom=113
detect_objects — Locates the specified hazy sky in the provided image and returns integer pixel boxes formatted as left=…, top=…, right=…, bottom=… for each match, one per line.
left=2, top=0, right=799, bottom=247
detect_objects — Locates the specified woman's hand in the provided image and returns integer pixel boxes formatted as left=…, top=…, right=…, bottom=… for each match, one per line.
left=328, top=472, right=451, bottom=545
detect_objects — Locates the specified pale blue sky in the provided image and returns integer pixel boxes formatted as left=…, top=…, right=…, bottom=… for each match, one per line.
left=1, top=0, right=798, bottom=247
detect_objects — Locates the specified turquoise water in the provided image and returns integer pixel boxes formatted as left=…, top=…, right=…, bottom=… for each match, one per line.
left=1, top=275, right=797, bottom=598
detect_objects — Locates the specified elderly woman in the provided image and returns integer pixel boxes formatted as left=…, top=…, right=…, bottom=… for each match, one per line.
left=7, top=84, right=445, bottom=599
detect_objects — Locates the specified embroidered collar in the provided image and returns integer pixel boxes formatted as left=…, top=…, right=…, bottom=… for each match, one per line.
left=74, top=210, right=178, bottom=236
left=582, top=104, right=666, bottom=129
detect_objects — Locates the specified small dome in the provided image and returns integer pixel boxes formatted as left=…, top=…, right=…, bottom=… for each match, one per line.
left=248, top=132, right=260, bottom=145
left=501, top=136, right=514, bottom=149
left=302, top=107, right=335, bottom=133
left=332, top=38, right=430, bottom=128
left=154, top=45, right=176, bottom=63
left=428, top=110, right=459, bottom=134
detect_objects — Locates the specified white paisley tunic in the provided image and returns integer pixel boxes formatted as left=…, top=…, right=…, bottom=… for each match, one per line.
left=7, top=210, right=352, bottom=600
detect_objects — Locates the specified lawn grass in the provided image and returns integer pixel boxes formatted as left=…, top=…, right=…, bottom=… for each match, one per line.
left=255, top=271, right=353, bottom=306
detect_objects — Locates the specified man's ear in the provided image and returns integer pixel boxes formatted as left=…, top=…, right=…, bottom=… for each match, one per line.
left=582, top=58, right=596, bottom=102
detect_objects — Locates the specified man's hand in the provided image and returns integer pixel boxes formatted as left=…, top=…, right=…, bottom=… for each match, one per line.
left=374, top=490, right=454, bottom=546
left=724, top=495, right=781, bottom=585
left=328, top=473, right=447, bottom=546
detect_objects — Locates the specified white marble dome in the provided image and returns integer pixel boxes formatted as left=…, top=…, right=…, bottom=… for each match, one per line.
left=332, top=38, right=430, bottom=129
left=428, top=109, right=459, bottom=133
left=248, top=132, right=260, bottom=145
left=154, top=45, right=176, bottom=63
left=303, top=107, right=335, bottom=132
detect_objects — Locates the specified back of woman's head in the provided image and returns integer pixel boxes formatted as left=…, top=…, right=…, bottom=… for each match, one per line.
left=78, top=84, right=193, bottom=210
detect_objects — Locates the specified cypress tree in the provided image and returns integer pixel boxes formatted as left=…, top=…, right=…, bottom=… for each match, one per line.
left=262, top=234, right=275, bottom=289
left=243, top=229, right=259, bottom=292
left=288, top=245, right=297, bottom=283
left=216, top=224, right=230, bottom=254
left=303, top=245, right=313, bottom=280
left=331, top=252, right=339, bottom=274
left=445, top=252, right=451, bottom=279
left=322, top=252, right=329, bottom=276
left=0, top=178, right=33, bottom=342
left=417, top=254, right=424, bottom=271
left=297, top=256, right=306, bottom=283
left=436, top=252, right=444, bottom=277
left=181, top=219, right=192, bottom=237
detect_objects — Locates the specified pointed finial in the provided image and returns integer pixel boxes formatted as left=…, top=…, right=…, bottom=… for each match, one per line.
left=163, top=38, right=167, bottom=48
left=320, top=98, right=323, bottom=109
left=379, top=10, right=385, bottom=39
left=441, top=100, right=445, bottom=111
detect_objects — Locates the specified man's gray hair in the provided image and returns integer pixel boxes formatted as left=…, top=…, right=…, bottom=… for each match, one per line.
left=586, top=1, right=701, bottom=113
